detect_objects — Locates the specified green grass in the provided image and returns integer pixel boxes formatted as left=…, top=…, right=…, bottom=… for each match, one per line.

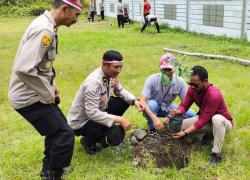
left=0, top=16, right=250, bottom=179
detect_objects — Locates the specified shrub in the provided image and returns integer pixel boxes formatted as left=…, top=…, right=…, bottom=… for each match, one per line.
left=0, top=2, right=51, bottom=16
left=28, top=3, right=50, bottom=16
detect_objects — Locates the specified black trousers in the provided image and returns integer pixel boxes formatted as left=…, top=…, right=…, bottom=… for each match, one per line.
left=141, top=18, right=160, bottom=33
left=74, top=96, right=130, bottom=147
left=16, top=102, right=75, bottom=171
left=90, top=11, right=95, bottom=22
left=100, top=10, right=104, bottom=20
left=144, top=13, right=150, bottom=22
left=117, top=15, right=124, bottom=28
left=124, top=17, right=132, bottom=24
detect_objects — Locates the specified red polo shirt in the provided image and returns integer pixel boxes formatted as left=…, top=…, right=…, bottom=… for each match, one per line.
left=178, top=83, right=233, bottom=129
left=144, top=1, right=151, bottom=14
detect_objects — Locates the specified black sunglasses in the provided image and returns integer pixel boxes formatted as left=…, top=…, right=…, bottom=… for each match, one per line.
left=162, top=68, right=173, bottom=72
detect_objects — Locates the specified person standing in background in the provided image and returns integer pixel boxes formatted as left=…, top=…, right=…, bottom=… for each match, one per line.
left=89, top=0, right=95, bottom=22
left=117, top=0, right=124, bottom=28
left=100, top=0, right=105, bottom=20
left=143, top=0, right=151, bottom=22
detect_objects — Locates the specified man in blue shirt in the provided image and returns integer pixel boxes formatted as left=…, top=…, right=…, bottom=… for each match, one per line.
left=140, top=53, right=196, bottom=133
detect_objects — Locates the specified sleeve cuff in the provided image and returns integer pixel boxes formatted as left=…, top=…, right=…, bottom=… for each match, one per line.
left=178, top=106, right=186, bottom=114
left=194, top=121, right=203, bottom=129
left=105, top=114, right=116, bottom=127
left=43, top=88, right=55, bottom=102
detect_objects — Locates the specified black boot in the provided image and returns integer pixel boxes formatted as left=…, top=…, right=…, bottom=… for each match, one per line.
left=99, top=137, right=109, bottom=149
left=46, top=170, right=63, bottom=180
left=80, top=137, right=100, bottom=155
left=40, top=158, right=49, bottom=178
left=209, top=153, right=222, bottom=167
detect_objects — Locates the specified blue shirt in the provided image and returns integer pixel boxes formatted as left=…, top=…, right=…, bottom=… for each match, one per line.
left=142, top=73, right=187, bottom=112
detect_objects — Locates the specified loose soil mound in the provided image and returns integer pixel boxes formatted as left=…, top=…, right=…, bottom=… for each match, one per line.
left=131, top=133, right=202, bottom=169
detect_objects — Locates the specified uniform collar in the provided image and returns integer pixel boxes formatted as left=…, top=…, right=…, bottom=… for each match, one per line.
left=97, top=67, right=108, bottom=84
left=204, top=82, right=212, bottom=92
left=44, top=10, right=57, bottom=31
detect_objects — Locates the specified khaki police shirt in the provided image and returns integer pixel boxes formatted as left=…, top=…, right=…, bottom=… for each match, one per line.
left=67, top=67, right=136, bottom=130
left=8, top=10, right=57, bottom=109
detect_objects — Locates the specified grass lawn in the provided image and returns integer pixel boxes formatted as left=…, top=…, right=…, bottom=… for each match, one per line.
left=0, top=16, right=250, bottom=179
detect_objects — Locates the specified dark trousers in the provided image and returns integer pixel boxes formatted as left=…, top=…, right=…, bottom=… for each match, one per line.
left=90, top=11, right=95, bottom=22
left=16, top=102, right=75, bottom=172
left=141, top=18, right=160, bottom=33
left=100, top=10, right=104, bottom=20
left=124, top=17, right=132, bottom=24
left=117, top=15, right=124, bottom=28
left=144, top=13, right=150, bottom=22
left=74, top=96, right=130, bottom=147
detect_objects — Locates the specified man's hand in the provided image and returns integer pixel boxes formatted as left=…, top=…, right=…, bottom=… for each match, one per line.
left=53, top=84, right=60, bottom=98
left=40, top=86, right=57, bottom=104
left=172, top=130, right=185, bottom=139
left=53, top=85, right=60, bottom=104
left=134, top=99, right=145, bottom=112
left=115, top=116, right=131, bottom=131
left=40, top=97, right=55, bottom=104
left=170, top=109, right=182, bottom=116
left=152, top=117, right=164, bottom=131
left=162, top=117, right=169, bottom=125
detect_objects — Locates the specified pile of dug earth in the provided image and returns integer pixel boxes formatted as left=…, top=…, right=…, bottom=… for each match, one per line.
left=129, top=129, right=203, bottom=169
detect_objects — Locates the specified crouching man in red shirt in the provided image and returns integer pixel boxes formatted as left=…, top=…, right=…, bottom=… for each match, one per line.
left=170, top=65, right=233, bottom=167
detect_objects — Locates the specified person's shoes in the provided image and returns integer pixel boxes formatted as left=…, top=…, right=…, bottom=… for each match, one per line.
left=40, top=158, right=72, bottom=179
left=99, top=138, right=109, bottom=149
left=40, top=158, right=49, bottom=178
left=201, top=134, right=213, bottom=145
left=48, top=170, right=63, bottom=180
left=63, top=166, right=72, bottom=174
left=80, top=137, right=101, bottom=155
left=85, top=145, right=101, bottom=155
left=209, top=153, right=222, bottom=167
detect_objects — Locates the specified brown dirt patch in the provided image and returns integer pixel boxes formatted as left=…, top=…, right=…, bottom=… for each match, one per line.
left=131, top=133, right=202, bottom=169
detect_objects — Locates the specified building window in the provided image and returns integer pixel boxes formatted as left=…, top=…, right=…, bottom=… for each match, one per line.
left=203, top=5, right=224, bottom=27
left=110, top=3, right=114, bottom=13
left=164, top=4, right=176, bottom=20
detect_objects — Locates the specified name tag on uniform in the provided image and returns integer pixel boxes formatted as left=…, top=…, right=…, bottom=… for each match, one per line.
left=172, top=92, right=179, bottom=95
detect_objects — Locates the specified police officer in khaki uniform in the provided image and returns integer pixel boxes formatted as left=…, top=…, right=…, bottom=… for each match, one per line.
left=67, top=50, right=144, bottom=154
left=8, top=0, right=82, bottom=179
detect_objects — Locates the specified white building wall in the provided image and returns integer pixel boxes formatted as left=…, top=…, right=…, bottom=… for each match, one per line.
left=245, top=0, right=250, bottom=40
left=103, top=0, right=250, bottom=40
left=104, top=0, right=117, bottom=18
left=155, top=0, right=187, bottom=29
left=189, top=0, right=242, bottom=39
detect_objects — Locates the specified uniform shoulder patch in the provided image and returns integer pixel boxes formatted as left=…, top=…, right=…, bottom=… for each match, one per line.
left=42, top=34, right=52, bottom=48
left=95, top=86, right=101, bottom=93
